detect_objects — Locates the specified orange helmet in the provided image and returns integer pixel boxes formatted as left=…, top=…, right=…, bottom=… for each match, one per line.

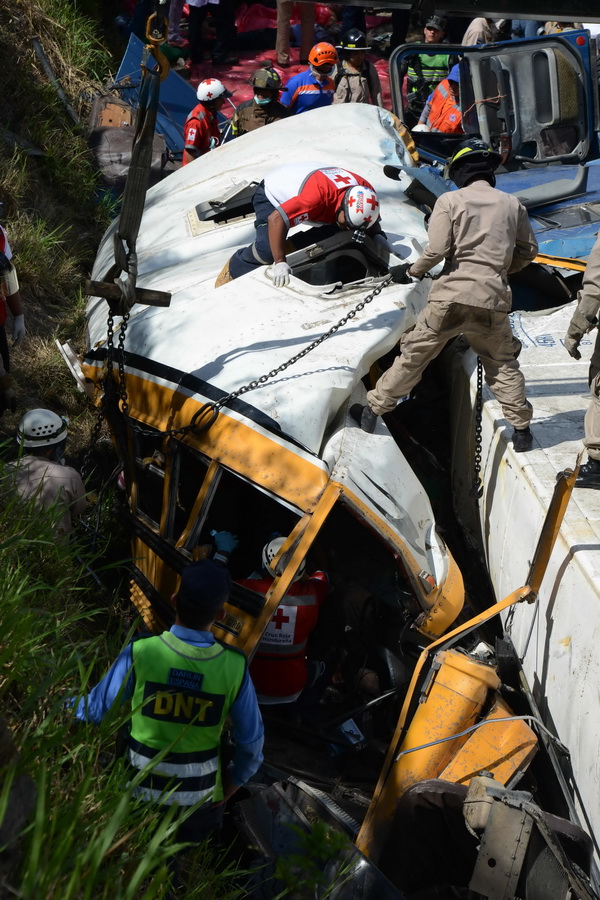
left=308, top=42, right=338, bottom=69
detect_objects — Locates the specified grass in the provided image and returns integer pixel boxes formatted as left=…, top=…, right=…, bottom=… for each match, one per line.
left=0, top=483, right=249, bottom=898
left=0, top=0, right=121, bottom=450
left=0, top=2, right=255, bottom=896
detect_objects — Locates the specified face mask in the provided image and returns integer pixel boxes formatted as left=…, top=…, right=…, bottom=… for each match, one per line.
left=310, top=65, right=330, bottom=81
left=254, top=95, right=271, bottom=106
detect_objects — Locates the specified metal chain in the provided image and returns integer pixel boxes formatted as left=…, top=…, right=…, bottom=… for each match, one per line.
left=127, top=274, right=394, bottom=440
left=470, top=356, right=484, bottom=500
left=116, top=312, right=131, bottom=417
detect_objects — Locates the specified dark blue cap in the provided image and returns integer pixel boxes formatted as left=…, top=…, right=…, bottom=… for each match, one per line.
left=177, top=560, right=231, bottom=613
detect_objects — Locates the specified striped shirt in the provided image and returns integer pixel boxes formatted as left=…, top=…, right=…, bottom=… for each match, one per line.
left=281, top=69, right=335, bottom=115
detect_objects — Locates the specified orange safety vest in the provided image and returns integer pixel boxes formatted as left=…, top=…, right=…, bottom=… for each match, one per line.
left=426, top=79, right=462, bottom=134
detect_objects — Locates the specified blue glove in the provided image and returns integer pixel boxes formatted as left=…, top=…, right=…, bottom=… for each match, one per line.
left=210, top=530, right=239, bottom=553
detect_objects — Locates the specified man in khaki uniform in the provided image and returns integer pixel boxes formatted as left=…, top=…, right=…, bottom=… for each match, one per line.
left=564, top=232, right=600, bottom=487
left=360, top=139, right=538, bottom=453
left=7, top=409, right=86, bottom=535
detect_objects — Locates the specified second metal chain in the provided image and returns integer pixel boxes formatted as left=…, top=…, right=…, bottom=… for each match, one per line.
left=127, top=274, right=394, bottom=440
left=470, top=356, right=484, bottom=500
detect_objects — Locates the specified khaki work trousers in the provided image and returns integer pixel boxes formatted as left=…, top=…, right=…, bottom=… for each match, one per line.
left=276, top=0, right=315, bottom=66
left=584, top=353, right=600, bottom=461
left=367, top=300, right=533, bottom=430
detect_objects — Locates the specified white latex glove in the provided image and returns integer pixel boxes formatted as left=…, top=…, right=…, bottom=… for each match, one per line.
left=272, top=261, right=292, bottom=288
left=12, top=315, right=25, bottom=346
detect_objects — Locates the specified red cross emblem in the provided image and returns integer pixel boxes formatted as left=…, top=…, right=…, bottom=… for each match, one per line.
left=334, top=174, right=352, bottom=185
left=367, top=196, right=378, bottom=210
left=347, top=195, right=356, bottom=207
left=207, top=92, right=213, bottom=98
left=272, top=607, right=290, bottom=630
left=364, top=215, right=372, bottom=224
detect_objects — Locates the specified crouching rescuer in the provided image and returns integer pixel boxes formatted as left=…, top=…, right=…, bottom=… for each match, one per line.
left=74, top=560, right=264, bottom=842
left=218, top=163, right=382, bottom=286
left=358, top=139, right=538, bottom=453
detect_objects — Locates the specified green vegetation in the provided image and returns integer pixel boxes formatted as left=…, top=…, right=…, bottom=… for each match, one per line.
left=274, top=823, right=353, bottom=899
left=0, top=487, right=247, bottom=898
left=0, top=0, right=119, bottom=448
left=1, top=2, right=247, bottom=896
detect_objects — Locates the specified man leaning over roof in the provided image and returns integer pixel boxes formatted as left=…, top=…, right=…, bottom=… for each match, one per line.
left=355, top=139, right=538, bottom=454
left=218, top=162, right=383, bottom=286
left=74, top=559, right=264, bottom=842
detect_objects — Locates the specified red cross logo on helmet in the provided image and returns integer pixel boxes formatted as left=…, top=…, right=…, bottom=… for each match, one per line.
left=342, top=185, right=380, bottom=230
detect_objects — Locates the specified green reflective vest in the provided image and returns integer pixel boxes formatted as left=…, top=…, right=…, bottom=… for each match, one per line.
left=129, top=632, right=246, bottom=806
left=406, top=51, right=450, bottom=99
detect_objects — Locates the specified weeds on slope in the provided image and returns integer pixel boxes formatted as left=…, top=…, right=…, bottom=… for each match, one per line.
left=0, top=0, right=118, bottom=448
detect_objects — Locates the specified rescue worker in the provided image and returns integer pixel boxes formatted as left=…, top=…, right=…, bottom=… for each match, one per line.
left=462, top=17, right=501, bottom=45
left=417, top=63, right=462, bottom=134
left=356, top=139, right=538, bottom=454
left=239, top=538, right=329, bottom=705
left=75, top=559, right=264, bottom=842
left=564, top=232, right=600, bottom=487
left=400, top=16, right=450, bottom=125
left=281, top=43, right=338, bottom=115
left=7, top=409, right=86, bottom=535
left=223, top=162, right=381, bottom=285
left=182, top=78, right=232, bottom=166
left=230, top=68, right=290, bottom=139
left=333, top=29, right=383, bottom=107
left=0, top=223, right=25, bottom=415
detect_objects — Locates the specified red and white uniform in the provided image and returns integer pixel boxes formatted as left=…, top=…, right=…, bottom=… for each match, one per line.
left=182, top=102, right=221, bottom=165
left=239, top=571, right=328, bottom=703
left=0, top=226, right=13, bottom=326
left=264, top=163, right=377, bottom=228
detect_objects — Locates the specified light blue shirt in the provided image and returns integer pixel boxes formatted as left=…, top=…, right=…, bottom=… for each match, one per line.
left=75, top=625, right=264, bottom=786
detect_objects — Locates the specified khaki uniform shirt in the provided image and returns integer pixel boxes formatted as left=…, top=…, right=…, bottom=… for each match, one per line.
left=333, top=60, right=383, bottom=107
left=7, top=455, right=86, bottom=534
left=230, top=99, right=290, bottom=138
left=410, top=180, right=538, bottom=313
left=575, top=232, right=600, bottom=369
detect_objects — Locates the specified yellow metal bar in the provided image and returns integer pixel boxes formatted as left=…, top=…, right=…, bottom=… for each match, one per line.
left=355, top=585, right=531, bottom=861
left=159, top=439, right=172, bottom=538
left=175, top=458, right=220, bottom=549
left=357, top=457, right=580, bottom=861
left=527, top=458, right=580, bottom=597
left=534, top=253, right=586, bottom=272
left=216, top=482, right=341, bottom=658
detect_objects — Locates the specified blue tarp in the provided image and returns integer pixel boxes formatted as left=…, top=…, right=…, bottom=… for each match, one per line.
left=115, top=34, right=197, bottom=155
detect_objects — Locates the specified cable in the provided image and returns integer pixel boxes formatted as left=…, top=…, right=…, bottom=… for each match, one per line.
left=394, top=714, right=569, bottom=762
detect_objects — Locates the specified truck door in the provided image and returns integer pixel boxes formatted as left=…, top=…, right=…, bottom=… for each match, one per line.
left=389, top=31, right=599, bottom=167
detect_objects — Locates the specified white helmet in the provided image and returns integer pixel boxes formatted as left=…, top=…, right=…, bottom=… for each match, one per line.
left=17, top=409, right=68, bottom=448
left=341, top=185, right=380, bottom=229
left=262, top=537, right=306, bottom=581
left=196, top=78, right=232, bottom=103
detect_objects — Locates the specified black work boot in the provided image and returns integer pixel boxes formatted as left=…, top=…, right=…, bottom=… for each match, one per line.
left=350, top=403, right=378, bottom=434
left=576, top=457, right=600, bottom=488
left=512, top=426, right=533, bottom=453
